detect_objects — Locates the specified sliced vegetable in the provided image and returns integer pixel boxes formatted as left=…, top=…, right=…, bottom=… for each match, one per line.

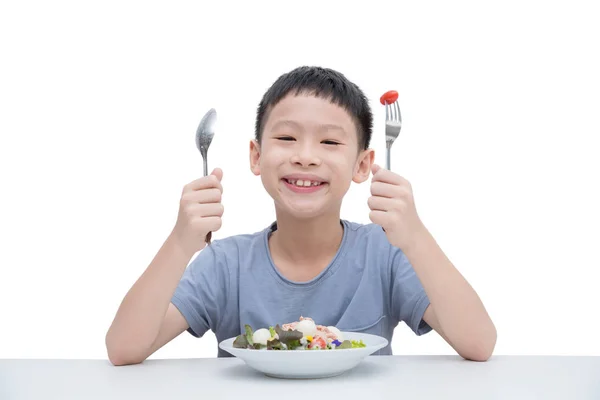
left=308, top=336, right=327, bottom=349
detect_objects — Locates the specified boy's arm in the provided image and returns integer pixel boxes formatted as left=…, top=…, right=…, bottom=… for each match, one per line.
left=369, top=164, right=496, bottom=361
left=407, top=229, right=497, bottom=361
left=105, top=232, right=195, bottom=366
left=106, top=170, right=224, bottom=365
left=146, top=303, right=190, bottom=358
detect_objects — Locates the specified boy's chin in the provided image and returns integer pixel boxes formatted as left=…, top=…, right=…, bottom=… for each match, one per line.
left=277, top=201, right=335, bottom=220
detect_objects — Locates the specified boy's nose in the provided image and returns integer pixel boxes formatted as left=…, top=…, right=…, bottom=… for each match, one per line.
left=290, top=146, right=321, bottom=167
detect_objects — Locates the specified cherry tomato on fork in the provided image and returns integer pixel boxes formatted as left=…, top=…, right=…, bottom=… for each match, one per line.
left=380, top=90, right=398, bottom=105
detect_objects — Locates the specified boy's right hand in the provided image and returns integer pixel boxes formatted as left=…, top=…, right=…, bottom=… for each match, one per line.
left=172, top=168, right=224, bottom=255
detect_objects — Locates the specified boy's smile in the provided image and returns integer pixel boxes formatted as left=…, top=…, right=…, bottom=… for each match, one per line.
left=282, top=173, right=328, bottom=194
left=250, top=93, right=373, bottom=219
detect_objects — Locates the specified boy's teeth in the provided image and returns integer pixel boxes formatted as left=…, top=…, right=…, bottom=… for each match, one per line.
left=287, top=179, right=322, bottom=187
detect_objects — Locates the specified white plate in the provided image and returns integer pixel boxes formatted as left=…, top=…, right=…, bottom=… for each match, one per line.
left=218, top=332, right=388, bottom=379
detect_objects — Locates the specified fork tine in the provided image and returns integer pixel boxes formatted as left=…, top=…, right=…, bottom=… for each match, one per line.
left=394, top=101, right=401, bottom=122
left=386, top=102, right=395, bottom=121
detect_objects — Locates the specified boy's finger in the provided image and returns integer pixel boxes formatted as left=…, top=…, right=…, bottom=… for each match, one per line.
left=186, top=175, right=223, bottom=191
left=188, top=188, right=222, bottom=204
left=211, top=168, right=223, bottom=182
left=368, top=210, right=387, bottom=227
left=371, top=165, right=405, bottom=186
left=371, top=165, right=392, bottom=183
left=367, top=196, right=394, bottom=212
left=370, top=181, right=397, bottom=198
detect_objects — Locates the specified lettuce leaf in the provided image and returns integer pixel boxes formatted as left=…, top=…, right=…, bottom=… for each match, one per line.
left=245, top=324, right=254, bottom=346
left=267, top=338, right=284, bottom=350
left=233, top=334, right=248, bottom=348
left=275, top=324, right=303, bottom=345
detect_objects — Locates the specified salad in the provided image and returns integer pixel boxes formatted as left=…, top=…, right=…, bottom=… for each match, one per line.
left=233, top=316, right=367, bottom=350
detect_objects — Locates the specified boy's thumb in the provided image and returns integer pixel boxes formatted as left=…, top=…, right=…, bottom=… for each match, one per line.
left=210, top=168, right=223, bottom=182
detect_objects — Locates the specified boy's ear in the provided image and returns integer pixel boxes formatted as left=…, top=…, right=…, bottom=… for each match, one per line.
left=352, top=148, right=375, bottom=183
left=249, top=139, right=261, bottom=176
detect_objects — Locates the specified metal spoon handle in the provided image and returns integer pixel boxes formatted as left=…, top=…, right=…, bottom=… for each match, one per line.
left=201, top=151, right=212, bottom=244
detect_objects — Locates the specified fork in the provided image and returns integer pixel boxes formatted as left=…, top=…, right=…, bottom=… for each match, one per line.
left=385, top=100, right=402, bottom=170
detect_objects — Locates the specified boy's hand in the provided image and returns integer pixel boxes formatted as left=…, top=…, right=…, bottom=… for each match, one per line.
left=172, top=168, right=224, bottom=255
left=368, top=164, right=425, bottom=250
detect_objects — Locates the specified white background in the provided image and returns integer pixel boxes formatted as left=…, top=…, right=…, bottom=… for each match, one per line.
left=1, top=1, right=599, bottom=360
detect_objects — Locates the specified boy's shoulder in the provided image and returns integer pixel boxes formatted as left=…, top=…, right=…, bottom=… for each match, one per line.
left=209, top=223, right=272, bottom=248
left=343, top=219, right=385, bottom=236
left=343, top=219, right=393, bottom=243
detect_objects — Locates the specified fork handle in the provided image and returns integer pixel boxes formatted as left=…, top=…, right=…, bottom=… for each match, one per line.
left=386, top=143, right=391, bottom=170
left=382, top=145, right=391, bottom=234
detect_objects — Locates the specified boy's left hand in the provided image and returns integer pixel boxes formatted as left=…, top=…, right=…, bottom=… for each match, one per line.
left=368, top=164, right=426, bottom=250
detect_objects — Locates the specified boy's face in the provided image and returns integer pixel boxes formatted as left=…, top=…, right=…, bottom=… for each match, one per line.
left=250, top=93, right=374, bottom=219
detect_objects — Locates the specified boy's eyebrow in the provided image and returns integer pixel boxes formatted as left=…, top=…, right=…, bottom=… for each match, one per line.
left=270, top=120, right=302, bottom=132
left=319, top=123, right=348, bottom=136
left=270, top=120, right=348, bottom=136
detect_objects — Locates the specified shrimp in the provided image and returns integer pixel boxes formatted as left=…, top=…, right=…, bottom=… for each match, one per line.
left=314, top=325, right=339, bottom=341
left=282, top=316, right=314, bottom=331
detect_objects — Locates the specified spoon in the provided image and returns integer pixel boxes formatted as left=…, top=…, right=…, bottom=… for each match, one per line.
left=195, top=108, right=217, bottom=243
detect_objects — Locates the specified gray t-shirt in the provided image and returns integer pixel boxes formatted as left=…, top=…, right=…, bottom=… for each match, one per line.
left=171, top=219, right=432, bottom=357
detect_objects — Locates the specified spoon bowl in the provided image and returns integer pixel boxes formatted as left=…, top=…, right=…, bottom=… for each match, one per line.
left=195, top=108, right=216, bottom=176
left=195, top=108, right=217, bottom=243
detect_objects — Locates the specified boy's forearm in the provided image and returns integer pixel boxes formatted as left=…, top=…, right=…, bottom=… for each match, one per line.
left=105, top=231, right=195, bottom=360
left=403, top=226, right=497, bottom=361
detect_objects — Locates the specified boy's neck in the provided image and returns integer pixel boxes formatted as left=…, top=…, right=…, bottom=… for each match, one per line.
left=269, top=211, right=344, bottom=266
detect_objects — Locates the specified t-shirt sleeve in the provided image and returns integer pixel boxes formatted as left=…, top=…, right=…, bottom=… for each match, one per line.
left=389, top=245, right=433, bottom=336
left=171, top=241, right=229, bottom=338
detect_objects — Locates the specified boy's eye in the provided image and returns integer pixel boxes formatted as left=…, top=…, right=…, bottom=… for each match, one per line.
left=322, top=140, right=341, bottom=145
left=276, top=136, right=295, bottom=141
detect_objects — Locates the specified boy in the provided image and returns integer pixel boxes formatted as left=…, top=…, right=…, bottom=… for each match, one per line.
left=105, top=66, right=496, bottom=365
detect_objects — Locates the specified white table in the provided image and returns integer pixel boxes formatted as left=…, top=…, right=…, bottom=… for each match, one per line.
left=1, top=356, right=599, bottom=399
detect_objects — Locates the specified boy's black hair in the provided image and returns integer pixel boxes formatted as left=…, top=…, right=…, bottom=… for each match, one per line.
left=254, top=66, right=373, bottom=150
